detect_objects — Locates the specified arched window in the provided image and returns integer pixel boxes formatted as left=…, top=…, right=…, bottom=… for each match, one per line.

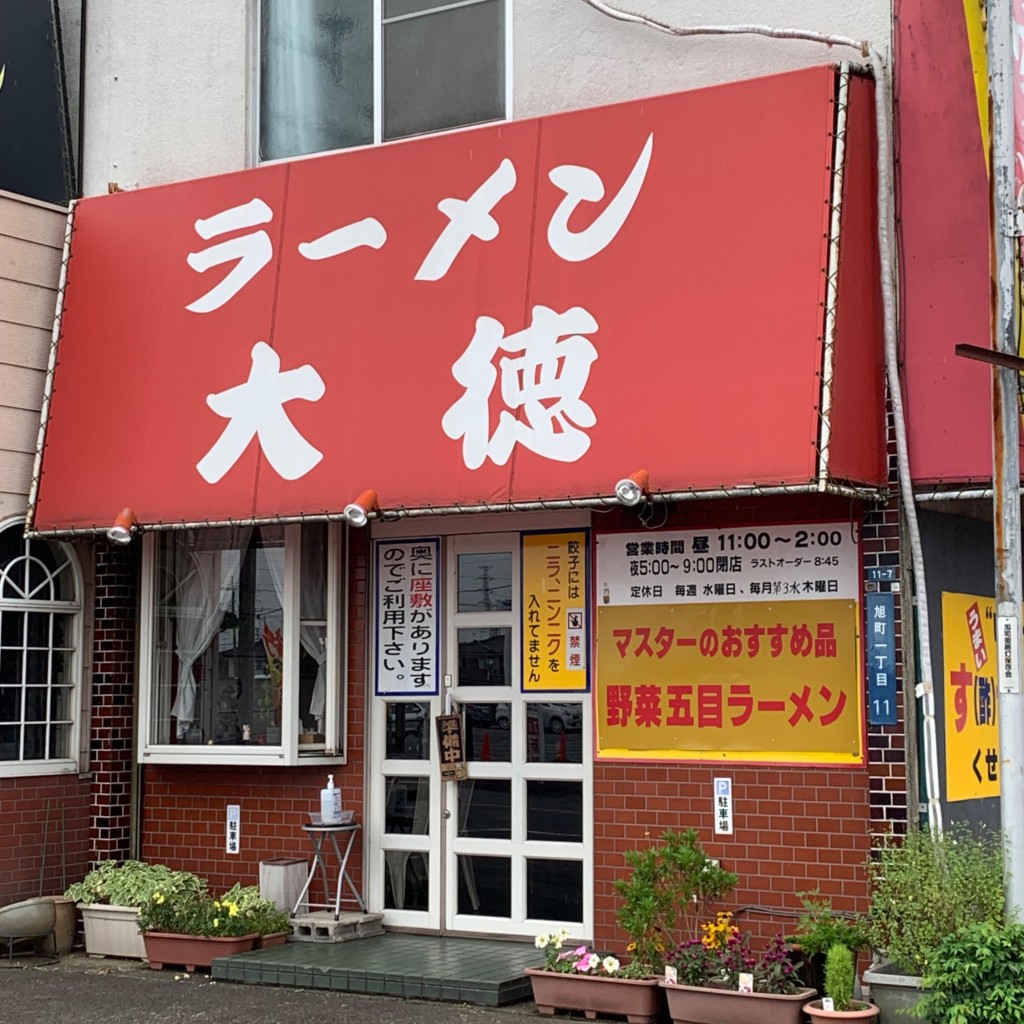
left=0, top=520, right=82, bottom=773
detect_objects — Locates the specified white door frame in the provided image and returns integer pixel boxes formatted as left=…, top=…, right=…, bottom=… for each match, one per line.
left=366, top=514, right=593, bottom=939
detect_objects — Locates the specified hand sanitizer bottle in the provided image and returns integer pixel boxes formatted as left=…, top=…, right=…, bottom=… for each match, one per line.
left=320, top=774, right=342, bottom=824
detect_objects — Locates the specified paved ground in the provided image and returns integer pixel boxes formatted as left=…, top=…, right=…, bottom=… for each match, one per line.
left=0, top=953, right=544, bottom=1024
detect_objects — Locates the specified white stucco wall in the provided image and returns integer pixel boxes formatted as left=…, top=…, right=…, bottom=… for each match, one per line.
left=79, top=0, right=890, bottom=195
left=515, top=0, right=890, bottom=119
left=80, top=0, right=249, bottom=196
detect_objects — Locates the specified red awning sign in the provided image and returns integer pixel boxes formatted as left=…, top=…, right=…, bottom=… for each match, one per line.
left=32, top=64, right=884, bottom=531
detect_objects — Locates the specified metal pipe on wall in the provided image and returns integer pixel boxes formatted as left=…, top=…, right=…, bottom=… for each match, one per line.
left=986, top=0, right=1024, bottom=921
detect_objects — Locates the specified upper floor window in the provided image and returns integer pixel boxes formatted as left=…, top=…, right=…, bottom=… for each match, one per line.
left=259, top=0, right=508, bottom=162
left=140, top=521, right=346, bottom=765
left=0, top=520, right=82, bottom=775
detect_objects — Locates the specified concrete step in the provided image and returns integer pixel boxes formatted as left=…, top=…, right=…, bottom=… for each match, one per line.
left=289, top=911, right=386, bottom=943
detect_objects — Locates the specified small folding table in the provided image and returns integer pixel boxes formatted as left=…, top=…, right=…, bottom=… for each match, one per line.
left=292, top=822, right=365, bottom=921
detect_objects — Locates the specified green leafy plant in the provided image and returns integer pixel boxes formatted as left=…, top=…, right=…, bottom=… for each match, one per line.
left=913, top=922, right=1024, bottom=1024
left=137, top=889, right=255, bottom=938
left=824, top=943, right=855, bottom=1011
left=64, top=860, right=206, bottom=908
left=218, top=883, right=292, bottom=936
left=866, top=824, right=1004, bottom=976
left=789, top=891, right=869, bottom=959
left=614, top=828, right=738, bottom=970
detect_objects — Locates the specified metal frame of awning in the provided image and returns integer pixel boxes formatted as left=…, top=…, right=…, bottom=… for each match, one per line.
left=24, top=478, right=887, bottom=538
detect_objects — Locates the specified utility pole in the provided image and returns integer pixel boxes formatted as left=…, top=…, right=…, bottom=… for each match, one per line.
left=987, top=0, right=1024, bottom=922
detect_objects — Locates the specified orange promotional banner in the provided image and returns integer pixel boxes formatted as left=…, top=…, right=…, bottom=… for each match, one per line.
left=595, top=524, right=864, bottom=764
left=521, top=531, right=589, bottom=692
left=941, top=592, right=1001, bottom=802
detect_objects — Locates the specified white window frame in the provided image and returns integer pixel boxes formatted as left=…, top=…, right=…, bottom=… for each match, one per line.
left=0, top=517, right=84, bottom=778
left=250, top=0, right=513, bottom=166
left=137, top=522, right=347, bottom=766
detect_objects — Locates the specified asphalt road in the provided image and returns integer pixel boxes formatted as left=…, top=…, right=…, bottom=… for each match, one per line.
left=0, top=953, right=542, bottom=1024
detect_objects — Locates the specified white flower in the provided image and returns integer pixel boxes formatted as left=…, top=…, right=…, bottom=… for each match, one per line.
left=553, top=927, right=571, bottom=948
left=602, top=956, right=620, bottom=974
left=535, top=933, right=550, bottom=949
left=587, top=953, right=601, bottom=971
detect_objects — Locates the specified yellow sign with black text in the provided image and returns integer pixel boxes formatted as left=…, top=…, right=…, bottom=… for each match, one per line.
left=521, top=531, right=588, bottom=692
left=942, top=592, right=1001, bottom=802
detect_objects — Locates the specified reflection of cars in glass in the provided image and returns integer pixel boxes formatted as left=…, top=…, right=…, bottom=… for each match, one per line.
left=541, top=703, right=582, bottom=734
left=498, top=702, right=581, bottom=733
left=465, top=704, right=497, bottom=727
left=391, top=703, right=428, bottom=732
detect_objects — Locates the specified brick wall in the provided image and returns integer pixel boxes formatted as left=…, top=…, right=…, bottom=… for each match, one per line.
left=90, top=543, right=139, bottom=861
left=138, top=531, right=368, bottom=897
left=0, top=774, right=92, bottom=904
left=107, top=494, right=906, bottom=946
left=861, top=495, right=909, bottom=837
left=0, top=539, right=138, bottom=905
left=591, top=494, right=903, bottom=951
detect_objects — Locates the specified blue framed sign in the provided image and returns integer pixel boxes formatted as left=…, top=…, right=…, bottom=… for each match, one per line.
left=374, top=538, right=441, bottom=696
left=866, top=593, right=897, bottom=724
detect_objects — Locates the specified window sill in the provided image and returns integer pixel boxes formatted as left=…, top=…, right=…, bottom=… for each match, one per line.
left=0, top=759, right=81, bottom=779
left=140, top=747, right=346, bottom=767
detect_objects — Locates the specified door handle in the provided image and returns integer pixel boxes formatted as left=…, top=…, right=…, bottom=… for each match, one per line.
left=443, top=809, right=452, bottom=819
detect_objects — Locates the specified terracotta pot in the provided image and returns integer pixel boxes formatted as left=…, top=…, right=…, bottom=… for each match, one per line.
left=253, top=931, right=289, bottom=948
left=525, top=967, right=664, bottom=1024
left=660, top=981, right=817, bottom=1024
left=804, top=998, right=880, bottom=1022
left=142, top=931, right=257, bottom=972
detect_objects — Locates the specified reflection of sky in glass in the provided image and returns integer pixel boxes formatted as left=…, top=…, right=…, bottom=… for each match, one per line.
left=457, top=553, right=512, bottom=612
left=212, top=546, right=283, bottom=652
left=157, top=531, right=284, bottom=654
left=217, top=551, right=240, bottom=652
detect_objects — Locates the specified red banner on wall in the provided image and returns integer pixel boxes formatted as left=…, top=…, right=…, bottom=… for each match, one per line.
left=32, top=64, right=883, bottom=531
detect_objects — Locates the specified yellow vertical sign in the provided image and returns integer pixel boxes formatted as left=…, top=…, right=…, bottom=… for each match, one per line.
left=521, top=531, right=588, bottom=692
left=942, top=592, right=1001, bottom=801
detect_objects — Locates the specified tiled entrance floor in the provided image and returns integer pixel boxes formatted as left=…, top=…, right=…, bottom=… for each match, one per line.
left=211, top=933, right=538, bottom=1005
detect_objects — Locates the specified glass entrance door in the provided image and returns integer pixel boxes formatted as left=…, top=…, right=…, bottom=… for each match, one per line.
left=368, top=531, right=591, bottom=938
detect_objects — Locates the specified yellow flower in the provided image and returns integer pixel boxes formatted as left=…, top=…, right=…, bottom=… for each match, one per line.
left=214, top=901, right=221, bottom=910
left=626, top=942, right=637, bottom=953
left=227, top=902, right=239, bottom=918
left=213, top=918, right=220, bottom=928
left=154, top=893, right=165, bottom=905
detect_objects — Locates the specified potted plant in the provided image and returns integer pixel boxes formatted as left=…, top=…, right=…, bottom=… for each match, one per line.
left=862, top=823, right=1004, bottom=1024
left=525, top=829, right=740, bottom=1022
left=136, top=887, right=258, bottom=971
left=217, top=883, right=292, bottom=946
left=614, top=828, right=738, bottom=971
left=788, top=891, right=869, bottom=994
left=660, top=925, right=816, bottom=1024
left=525, top=929, right=664, bottom=1024
left=914, top=921, right=1024, bottom=1023
left=64, top=861, right=206, bottom=959
left=804, top=944, right=879, bottom=1020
